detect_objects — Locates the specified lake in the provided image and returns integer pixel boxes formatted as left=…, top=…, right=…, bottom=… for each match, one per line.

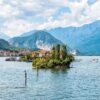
left=0, top=56, right=100, bottom=100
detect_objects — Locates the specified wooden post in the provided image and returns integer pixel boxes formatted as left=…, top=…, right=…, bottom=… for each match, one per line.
left=24, top=70, right=27, bottom=87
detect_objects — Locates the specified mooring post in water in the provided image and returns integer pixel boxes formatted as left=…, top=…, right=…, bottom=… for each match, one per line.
left=24, top=70, right=27, bottom=87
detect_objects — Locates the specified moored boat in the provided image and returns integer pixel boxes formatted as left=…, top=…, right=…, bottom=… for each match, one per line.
left=5, top=57, right=17, bottom=61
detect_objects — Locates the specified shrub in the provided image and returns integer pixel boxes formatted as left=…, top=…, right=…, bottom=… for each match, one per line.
left=47, top=60, right=54, bottom=68
left=67, top=54, right=75, bottom=62
left=32, top=58, right=48, bottom=68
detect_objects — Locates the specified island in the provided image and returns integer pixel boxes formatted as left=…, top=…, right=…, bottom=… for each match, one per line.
left=20, top=44, right=74, bottom=69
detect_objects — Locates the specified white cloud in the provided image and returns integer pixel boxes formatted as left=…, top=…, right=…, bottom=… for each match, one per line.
left=0, top=3, right=19, bottom=18
left=1, top=19, right=35, bottom=37
left=85, top=0, right=100, bottom=21
left=0, top=0, right=100, bottom=37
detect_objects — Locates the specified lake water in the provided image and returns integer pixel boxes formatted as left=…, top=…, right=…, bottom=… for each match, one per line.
left=0, top=56, right=100, bottom=100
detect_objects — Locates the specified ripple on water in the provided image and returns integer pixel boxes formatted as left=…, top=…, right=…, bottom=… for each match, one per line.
left=0, top=56, right=100, bottom=100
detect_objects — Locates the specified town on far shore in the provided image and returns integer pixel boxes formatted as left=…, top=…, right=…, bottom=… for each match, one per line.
left=0, top=49, right=52, bottom=58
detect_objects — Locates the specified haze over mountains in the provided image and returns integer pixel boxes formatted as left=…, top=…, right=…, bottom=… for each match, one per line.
left=0, top=20, right=100, bottom=55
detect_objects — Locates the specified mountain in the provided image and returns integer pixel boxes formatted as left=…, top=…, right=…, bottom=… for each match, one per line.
left=20, top=30, right=36, bottom=37
left=46, top=20, right=100, bottom=55
left=17, top=20, right=100, bottom=55
left=0, top=39, right=12, bottom=50
left=0, top=33, right=10, bottom=40
left=10, top=31, right=63, bottom=50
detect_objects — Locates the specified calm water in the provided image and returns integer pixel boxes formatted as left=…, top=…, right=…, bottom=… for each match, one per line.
left=0, top=56, right=100, bottom=100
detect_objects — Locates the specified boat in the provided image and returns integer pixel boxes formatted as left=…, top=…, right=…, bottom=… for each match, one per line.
left=5, top=57, right=17, bottom=61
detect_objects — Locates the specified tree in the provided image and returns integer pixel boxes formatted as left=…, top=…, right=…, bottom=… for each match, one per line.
left=51, top=46, right=56, bottom=59
left=55, top=44, right=60, bottom=60
left=26, top=53, right=32, bottom=60
left=61, top=45, right=67, bottom=60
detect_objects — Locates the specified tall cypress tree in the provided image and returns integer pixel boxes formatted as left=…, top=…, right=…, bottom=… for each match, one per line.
left=55, top=44, right=60, bottom=60
left=51, top=46, right=55, bottom=59
left=61, top=45, right=67, bottom=60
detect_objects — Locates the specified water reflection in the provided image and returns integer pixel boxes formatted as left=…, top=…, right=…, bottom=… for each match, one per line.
left=50, top=67, right=70, bottom=74
left=34, top=67, right=70, bottom=78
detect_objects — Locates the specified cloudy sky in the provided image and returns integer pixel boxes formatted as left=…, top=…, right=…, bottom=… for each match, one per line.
left=0, top=0, right=100, bottom=37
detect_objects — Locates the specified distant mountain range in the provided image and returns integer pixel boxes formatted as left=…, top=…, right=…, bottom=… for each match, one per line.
left=19, top=20, right=100, bottom=55
left=10, top=31, right=63, bottom=50
left=0, top=33, right=10, bottom=40
left=47, top=20, right=100, bottom=55
left=1, top=20, right=100, bottom=55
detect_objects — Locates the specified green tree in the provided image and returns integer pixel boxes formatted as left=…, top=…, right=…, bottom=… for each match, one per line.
left=26, top=53, right=32, bottom=60
left=55, top=44, right=60, bottom=60
left=61, top=45, right=67, bottom=60
left=51, top=46, right=56, bottom=59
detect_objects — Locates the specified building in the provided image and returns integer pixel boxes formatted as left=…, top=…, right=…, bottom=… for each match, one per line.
left=32, top=49, right=50, bottom=58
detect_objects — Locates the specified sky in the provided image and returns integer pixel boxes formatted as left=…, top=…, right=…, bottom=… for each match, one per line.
left=0, top=0, right=100, bottom=37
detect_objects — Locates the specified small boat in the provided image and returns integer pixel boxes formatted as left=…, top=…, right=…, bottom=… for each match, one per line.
left=5, top=57, right=17, bottom=61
